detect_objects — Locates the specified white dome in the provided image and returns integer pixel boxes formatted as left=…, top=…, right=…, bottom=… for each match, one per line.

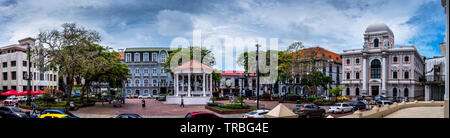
left=365, top=23, right=393, bottom=35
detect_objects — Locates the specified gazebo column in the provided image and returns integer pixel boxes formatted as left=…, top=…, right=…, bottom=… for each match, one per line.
left=203, top=73, right=206, bottom=97
left=182, top=75, right=184, bottom=96
left=188, top=73, right=191, bottom=97
left=175, top=73, right=178, bottom=96
left=194, top=74, right=197, bottom=92
left=210, top=73, right=213, bottom=95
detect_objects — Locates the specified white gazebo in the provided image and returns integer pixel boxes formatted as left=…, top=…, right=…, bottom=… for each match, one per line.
left=165, top=60, right=214, bottom=105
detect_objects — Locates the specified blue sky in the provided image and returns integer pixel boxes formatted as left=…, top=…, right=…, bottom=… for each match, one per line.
left=0, top=0, right=447, bottom=70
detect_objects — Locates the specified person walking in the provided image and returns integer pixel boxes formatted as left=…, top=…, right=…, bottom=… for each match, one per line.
left=180, top=96, right=184, bottom=108
left=142, top=99, right=146, bottom=108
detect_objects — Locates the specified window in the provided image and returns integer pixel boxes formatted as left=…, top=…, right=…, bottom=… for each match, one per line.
left=346, top=73, right=350, bottom=79
left=393, top=71, right=398, bottom=79
left=404, top=56, right=409, bottom=62
left=370, top=59, right=381, bottom=79
left=356, top=72, right=360, bottom=79
left=161, top=69, right=165, bottom=74
left=2, top=62, right=6, bottom=68
left=11, top=72, right=16, bottom=80
left=356, top=58, right=360, bottom=64
left=393, top=88, right=397, bottom=97
left=135, top=79, right=140, bottom=85
left=374, top=38, right=379, bottom=48
left=144, top=69, right=148, bottom=74
left=153, top=68, right=157, bottom=74
left=144, top=79, right=149, bottom=85
left=23, top=61, right=27, bottom=67
left=40, top=73, right=44, bottom=80
left=161, top=53, right=166, bottom=62
left=404, top=71, right=409, bottom=79
left=3, top=72, right=7, bottom=80
left=152, top=53, right=157, bottom=62
left=143, top=53, right=149, bottom=62
left=23, top=72, right=27, bottom=80
left=34, top=72, right=36, bottom=80
left=346, top=88, right=350, bottom=96
left=355, top=88, right=360, bottom=96
left=135, top=68, right=140, bottom=74
left=126, top=53, right=131, bottom=62
left=346, top=59, right=350, bottom=65
left=393, top=56, right=398, bottom=63
left=11, top=61, right=16, bottom=67
left=134, top=53, right=140, bottom=62
left=404, top=88, right=409, bottom=97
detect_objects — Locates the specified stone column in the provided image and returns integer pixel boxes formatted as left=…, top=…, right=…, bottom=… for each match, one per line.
left=210, top=73, right=213, bottom=95
left=203, top=73, right=206, bottom=97
left=362, top=55, right=368, bottom=96
left=188, top=73, right=191, bottom=97
left=175, top=73, right=178, bottom=96
left=381, top=54, right=386, bottom=96
left=182, top=75, right=185, bottom=96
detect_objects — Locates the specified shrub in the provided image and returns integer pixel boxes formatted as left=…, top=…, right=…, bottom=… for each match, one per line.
left=306, top=96, right=319, bottom=102
left=287, top=94, right=300, bottom=101
left=262, top=93, right=271, bottom=100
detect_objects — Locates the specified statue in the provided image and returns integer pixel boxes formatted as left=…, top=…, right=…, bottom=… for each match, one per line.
left=383, top=39, right=389, bottom=49
left=363, top=41, right=368, bottom=49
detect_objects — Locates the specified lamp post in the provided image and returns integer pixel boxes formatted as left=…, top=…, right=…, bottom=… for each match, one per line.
left=26, top=44, right=32, bottom=106
left=256, top=44, right=260, bottom=109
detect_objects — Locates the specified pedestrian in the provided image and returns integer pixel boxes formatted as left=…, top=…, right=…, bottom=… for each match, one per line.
left=180, top=96, right=184, bottom=108
left=142, top=99, right=146, bottom=108
left=101, top=96, right=104, bottom=107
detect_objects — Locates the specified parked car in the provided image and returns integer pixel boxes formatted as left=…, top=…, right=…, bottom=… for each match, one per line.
left=293, top=104, right=326, bottom=118
left=243, top=109, right=270, bottom=118
left=3, top=97, right=19, bottom=106
left=328, top=103, right=354, bottom=114
left=371, top=100, right=394, bottom=109
left=349, top=101, right=367, bottom=110
left=0, top=106, right=29, bottom=118
left=40, top=113, right=71, bottom=118
left=185, top=112, right=222, bottom=118
left=115, top=114, right=142, bottom=118
left=138, top=94, right=151, bottom=99
left=40, top=110, right=79, bottom=118
left=337, top=96, right=350, bottom=101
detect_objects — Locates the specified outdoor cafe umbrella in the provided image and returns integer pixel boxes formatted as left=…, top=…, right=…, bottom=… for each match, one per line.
left=1, top=89, right=19, bottom=96
left=32, top=90, right=46, bottom=95
left=17, top=90, right=34, bottom=96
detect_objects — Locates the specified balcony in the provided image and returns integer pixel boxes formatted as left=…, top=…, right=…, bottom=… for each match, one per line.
left=424, top=75, right=445, bottom=85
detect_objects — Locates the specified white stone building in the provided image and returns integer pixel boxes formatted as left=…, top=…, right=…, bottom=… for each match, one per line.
left=0, top=37, right=59, bottom=92
left=341, top=24, right=425, bottom=101
left=424, top=56, right=446, bottom=101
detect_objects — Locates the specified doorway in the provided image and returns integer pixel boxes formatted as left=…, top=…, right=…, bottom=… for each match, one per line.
left=371, top=86, right=379, bottom=96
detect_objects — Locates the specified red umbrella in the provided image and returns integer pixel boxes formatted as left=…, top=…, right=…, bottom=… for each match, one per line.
left=18, top=90, right=34, bottom=96
left=33, top=90, right=46, bottom=95
left=1, top=90, right=19, bottom=96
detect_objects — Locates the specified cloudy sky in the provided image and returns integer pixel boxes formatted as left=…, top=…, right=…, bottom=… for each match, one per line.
left=0, top=0, right=447, bottom=70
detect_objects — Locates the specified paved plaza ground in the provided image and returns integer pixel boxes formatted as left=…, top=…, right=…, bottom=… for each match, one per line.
left=384, top=107, right=445, bottom=118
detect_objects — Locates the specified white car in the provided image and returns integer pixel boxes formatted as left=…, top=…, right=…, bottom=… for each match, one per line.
left=328, top=103, right=354, bottom=114
left=138, top=95, right=151, bottom=99
left=4, top=97, right=20, bottom=105
left=243, top=109, right=270, bottom=118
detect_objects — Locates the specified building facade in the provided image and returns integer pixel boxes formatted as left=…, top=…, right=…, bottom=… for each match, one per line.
left=123, top=48, right=173, bottom=97
left=424, top=56, right=446, bottom=101
left=0, top=37, right=58, bottom=92
left=341, top=24, right=425, bottom=101
left=279, top=47, right=342, bottom=97
left=219, top=71, right=263, bottom=97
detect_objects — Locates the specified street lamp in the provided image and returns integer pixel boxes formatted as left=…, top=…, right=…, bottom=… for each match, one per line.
left=256, top=44, right=260, bottom=109
left=26, top=44, right=32, bottom=106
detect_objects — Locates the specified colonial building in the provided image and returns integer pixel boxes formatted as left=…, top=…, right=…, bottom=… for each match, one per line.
left=341, top=23, right=425, bottom=101
left=123, top=48, right=173, bottom=97
left=219, top=71, right=260, bottom=97
left=0, top=37, right=59, bottom=92
left=279, top=47, right=342, bottom=97
left=424, top=56, right=445, bottom=101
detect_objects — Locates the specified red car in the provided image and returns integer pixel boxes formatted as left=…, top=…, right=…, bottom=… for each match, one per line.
left=185, top=112, right=222, bottom=118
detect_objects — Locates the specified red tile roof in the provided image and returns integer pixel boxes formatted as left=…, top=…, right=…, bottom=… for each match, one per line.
left=118, top=52, right=125, bottom=60
left=294, top=47, right=342, bottom=62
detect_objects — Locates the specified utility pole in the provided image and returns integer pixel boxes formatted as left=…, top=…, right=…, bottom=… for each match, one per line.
left=26, top=44, right=32, bottom=106
left=256, top=44, right=260, bottom=109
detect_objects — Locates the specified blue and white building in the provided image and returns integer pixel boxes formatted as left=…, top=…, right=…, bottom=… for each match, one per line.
left=123, top=48, right=173, bottom=97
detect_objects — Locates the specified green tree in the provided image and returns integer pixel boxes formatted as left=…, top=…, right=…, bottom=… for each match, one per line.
left=301, top=71, right=333, bottom=96
left=328, top=87, right=344, bottom=98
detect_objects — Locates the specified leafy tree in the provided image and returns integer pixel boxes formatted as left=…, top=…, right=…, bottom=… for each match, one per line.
left=301, top=71, right=333, bottom=96
left=328, top=87, right=344, bottom=97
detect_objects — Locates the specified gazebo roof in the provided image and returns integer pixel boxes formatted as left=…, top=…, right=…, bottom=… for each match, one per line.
left=173, top=60, right=214, bottom=74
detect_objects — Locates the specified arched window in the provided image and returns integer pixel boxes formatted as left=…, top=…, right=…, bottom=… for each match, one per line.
left=346, top=88, right=350, bottom=96
left=404, top=71, right=409, bottom=79
left=393, top=56, right=398, bottom=62
left=355, top=72, right=360, bottom=79
left=135, top=79, right=140, bottom=85
left=355, top=88, right=360, bottom=96
left=404, top=88, right=409, bottom=97
left=374, top=38, right=379, bottom=48
left=144, top=79, right=149, bottom=86
left=356, top=58, right=360, bottom=64
left=370, top=59, right=381, bottom=79
left=346, top=73, right=351, bottom=79
left=404, top=56, right=409, bottom=62
left=393, top=88, right=398, bottom=97
left=393, top=71, right=398, bottom=79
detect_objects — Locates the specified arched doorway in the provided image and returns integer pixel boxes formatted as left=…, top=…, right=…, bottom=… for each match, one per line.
left=371, top=86, right=379, bottom=96
left=355, top=88, right=360, bottom=96
left=404, top=88, right=409, bottom=97
left=152, top=90, right=158, bottom=96
left=393, top=88, right=397, bottom=97
left=346, top=88, right=350, bottom=96
left=135, top=89, right=140, bottom=96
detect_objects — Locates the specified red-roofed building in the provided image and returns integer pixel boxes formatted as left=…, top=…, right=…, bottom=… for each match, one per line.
left=279, top=46, right=342, bottom=97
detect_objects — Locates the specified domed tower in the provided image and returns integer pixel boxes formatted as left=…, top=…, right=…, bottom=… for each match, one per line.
left=363, top=23, right=394, bottom=50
